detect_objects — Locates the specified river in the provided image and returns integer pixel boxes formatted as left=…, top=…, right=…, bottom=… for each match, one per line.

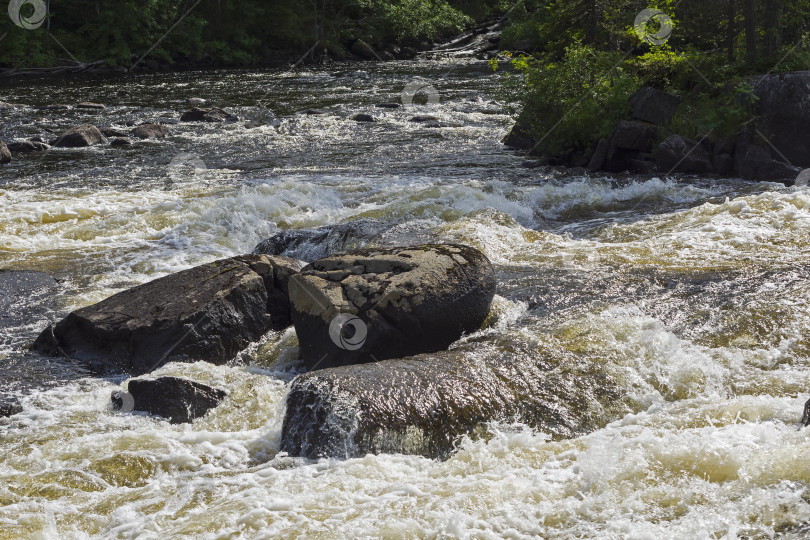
left=2, top=58, right=810, bottom=538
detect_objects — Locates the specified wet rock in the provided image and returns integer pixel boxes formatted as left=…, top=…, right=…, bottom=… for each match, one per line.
left=753, top=72, right=810, bottom=167
left=503, top=110, right=536, bottom=151
left=352, top=114, right=377, bottom=123
left=36, top=105, right=70, bottom=111
left=629, top=87, right=682, bottom=125
left=252, top=220, right=390, bottom=263
left=0, top=142, right=11, bottom=164
left=410, top=115, right=440, bottom=123
left=522, top=158, right=551, bottom=168
left=76, top=102, right=106, bottom=110
left=736, top=144, right=800, bottom=181
left=351, top=39, right=378, bottom=60
left=288, top=244, right=496, bottom=370
left=187, top=97, right=206, bottom=105
left=110, top=137, right=132, bottom=147
left=0, top=270, right=58, bottom=342
left=7, top=141, right=48, bottom=152
left=32, top=255, right=305, bottom=375
left=280, top=338, right=623, bottom=459
left=303, top=109, right=327, bottom=115
left=132, top=123, right=169, bottom=139
left=376, top=102, right=401, bottom=109
left=180, top=107, right=239, bottom=123
left=0, top=102, right=14, bottom=109
left=0, top=400, right=22, bottom=417
left=113, top=377, right=226, bottom=424
left=52, top=124, right=107, bottom=148
left=101, top=127, right=129, bottom=138
left=802, top=398, right=810, bottom=426
left=656, top=134, right=714, bottom=174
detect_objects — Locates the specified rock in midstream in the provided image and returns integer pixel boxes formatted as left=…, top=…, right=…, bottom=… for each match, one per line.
left=252, top=219, right=390, bottom=262
left=32, top=255, right=304, bottom=375
left=288, top=244, right=496, bottom=370
left=112, top=376, right=226, bottom=424
left=280, top=338, right=626, bottom=459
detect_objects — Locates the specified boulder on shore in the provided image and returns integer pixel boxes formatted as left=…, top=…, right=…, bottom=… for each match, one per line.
left=280, top=338, right=624, bottom=459
left=629, top=87, right=682, bottom=126
left=52, top=124, right=107, bottom=147
left=288, top=244, right=496, bottom=370
left=32, top=255, right=305, bottom=375
left=112, top=376, right=226, bottom=424
left=656, top=134, right=713, bottom=174
left=351, top=40, right=378, bottom=60
left=753, top=72, right=810, bottom=167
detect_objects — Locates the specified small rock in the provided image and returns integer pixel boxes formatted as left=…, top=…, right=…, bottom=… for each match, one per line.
left=113, top=377, right=226, bottom=424
left=52, top=124, right=107, bottom=148
left=180, top=107, right=239, bottom=123
left=0, top=142, right=10, bottom=164
left=132, top=123, right=169, bottom=139
left=35, top=105, right=70, bottom=111
left=110, top=137, right=132, bottom=147
left=101, top=128, right=129, bottom=138
left=410, top=115, right=440, bottom=123
left=375, top=103, right=401, bottom=109
left=352, top=113, right=377, bottom=123
left=76, top=102, right=106, bottom=110
left=7, top=141, right=48, bottom=152
left=303, top=109, right=327, bottom=115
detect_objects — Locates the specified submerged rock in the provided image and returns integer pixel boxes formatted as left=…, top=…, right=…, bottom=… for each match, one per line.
left=252, top=219, right=390, bottom=262
left=280, top=339, right=624, bottom=459
left=52, top=124, right=107, bottom=147
left=0, top=400, right=22, bottom=417
left=288, top=244, right=496, bottom=370
left=7, top=141, right=48, bottom=152
left=32, top=255, right=305, bottom=375
left=0, top=142, right=10, bottom=164
left=112, top=376, right=226, bottom=424
left=180, top=107, right=238, bottom=123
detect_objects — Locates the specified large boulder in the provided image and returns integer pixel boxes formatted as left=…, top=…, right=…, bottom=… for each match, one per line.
left=132, top=123, right=169, bottom=139
left=629, top=87, right=682, bottom=125
left=735, top=144, right=800, bottom=181
left=112, top=377, right=226, bottom=424
left=180, top=107, right=238, bottom=123
left=32, top=255, right=305, bottom=375
left=252, top=219, right=390, bottom=262
left=753, top=72, right=810, bottom=167
left=656, top=134, right=714, bottom=174
left=503, top=110, right=536, bottom=151
left=288, top=244, right=496, bottom=370
left=52, top=124, right=107, bottom=147
left=0, top=142, right=10, bottom=164
left=610, top=120, right=658, bottom=152
left=280, top=339, right=624, bottom=459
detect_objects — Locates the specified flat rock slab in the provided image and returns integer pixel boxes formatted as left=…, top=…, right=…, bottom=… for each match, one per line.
left=280, top=339, right=625, bottom=459
left=113, top=376, right=226, bottom=423
left=288, top=244, right=496, bottom=370
left=33, top=255, right=304, bottom=375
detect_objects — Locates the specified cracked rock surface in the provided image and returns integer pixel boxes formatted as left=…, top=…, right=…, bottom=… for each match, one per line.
left=288, top=243, right=496, bottom=369
left=32, top=255, right=304, bottom=375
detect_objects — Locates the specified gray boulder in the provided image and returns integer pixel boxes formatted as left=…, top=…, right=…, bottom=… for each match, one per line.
left=351, top=40, right=378, bottom=60
left=753, top=72, right=810, bottom=167
left=52, top=124, right=107, bottom=147
left=252, top=219, right=390, bottom=262
left=112, top=376, right=226, bottom=424
left=656, top=134, right=714, bottom=174
left=32, top=255, right=305, bottom=375
left=288, top=244, right=496, bottom=370
left=280, top=339, right=625, bottom=459
left=630, top=87, right=682, bottom=125
left=0, top=142, right=10, bottom=164
left=132, top=123, right=169, bottom=139
left=736, top=144, right=800, bottom=181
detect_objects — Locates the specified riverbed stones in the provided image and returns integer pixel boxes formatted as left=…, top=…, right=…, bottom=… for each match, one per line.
left=288, top=244, right=496, bottom=370
left=52, top=124, right=107, bottom=147
left=32, top=255, right=305, bottom=375
left=112, top=377, right=226, bottom=423
left=132, top=123, right=169, bottom=139
left=0, top=142, right=10, bottom=164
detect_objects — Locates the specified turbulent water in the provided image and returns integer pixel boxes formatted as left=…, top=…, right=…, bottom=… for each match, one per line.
left=2, top=58, right=810, bottom=539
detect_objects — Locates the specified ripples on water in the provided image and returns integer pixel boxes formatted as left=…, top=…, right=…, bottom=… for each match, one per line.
left=2, top=61, right=810, bottom=538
